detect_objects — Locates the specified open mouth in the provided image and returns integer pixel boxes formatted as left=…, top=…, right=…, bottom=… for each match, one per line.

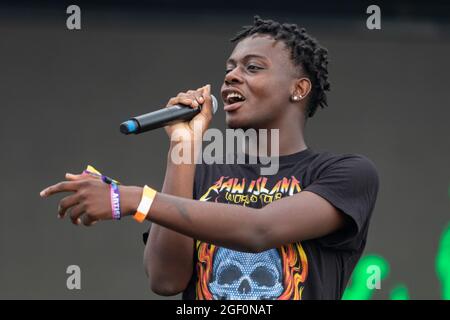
left=225, top=92, right=246, bottom=105
left=223, top=90, right=246, bottom=112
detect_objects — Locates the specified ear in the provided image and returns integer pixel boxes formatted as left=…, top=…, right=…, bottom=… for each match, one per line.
left=292, top=77, right=312, bottom=100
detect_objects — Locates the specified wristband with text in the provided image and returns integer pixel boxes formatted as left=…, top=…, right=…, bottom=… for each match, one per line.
left=133, top=185, right=157, bottom=223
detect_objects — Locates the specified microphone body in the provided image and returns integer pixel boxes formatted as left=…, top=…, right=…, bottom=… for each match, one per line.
left=120, top=95, right=218, bottom=135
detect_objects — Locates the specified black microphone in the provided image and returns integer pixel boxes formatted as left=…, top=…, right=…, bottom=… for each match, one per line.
left=120, top=95, right=218, bottom=135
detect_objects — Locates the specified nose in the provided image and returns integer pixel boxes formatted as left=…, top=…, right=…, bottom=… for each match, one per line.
left=224, top=67, right=244, bottom=85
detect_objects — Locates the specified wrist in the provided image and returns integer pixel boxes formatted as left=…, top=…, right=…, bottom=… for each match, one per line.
left=119, top=185, right=143, bottom=217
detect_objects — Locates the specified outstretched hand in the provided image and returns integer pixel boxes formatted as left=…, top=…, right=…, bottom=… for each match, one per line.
left=40, top=173, right=140, bottom=226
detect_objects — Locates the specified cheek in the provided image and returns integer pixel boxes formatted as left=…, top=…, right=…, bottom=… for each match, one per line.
left=225, top=75, right=291, bottom=128
left=248, top=78, right=272, bottom=100
left=249, top=75, right=290, bottom=104
left=250, top=80, right=289, bottom=117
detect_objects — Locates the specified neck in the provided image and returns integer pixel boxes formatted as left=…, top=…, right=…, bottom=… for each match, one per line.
left=243, top=112, right=307, bottom=157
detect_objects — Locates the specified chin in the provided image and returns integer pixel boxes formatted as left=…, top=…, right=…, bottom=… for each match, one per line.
left=225, top=116, right=254, bottom=130
left=225, top=113, right=243, bottom=129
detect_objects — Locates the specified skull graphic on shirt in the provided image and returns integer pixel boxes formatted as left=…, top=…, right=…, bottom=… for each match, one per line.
left=208, top=247, right=284, bottom=300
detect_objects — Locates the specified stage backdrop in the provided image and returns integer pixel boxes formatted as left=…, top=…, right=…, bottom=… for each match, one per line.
left=1, top=1, right=449, bottom=299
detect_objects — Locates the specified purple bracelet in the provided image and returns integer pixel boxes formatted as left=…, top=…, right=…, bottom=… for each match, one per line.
left=110, top=182, right=121, bottom=220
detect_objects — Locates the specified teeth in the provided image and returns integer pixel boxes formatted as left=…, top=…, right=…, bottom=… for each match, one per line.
left=226, top=92, right=245, bottom=102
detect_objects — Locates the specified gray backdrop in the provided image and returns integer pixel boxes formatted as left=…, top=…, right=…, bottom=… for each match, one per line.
left=1, top=3, right=449, bottom=299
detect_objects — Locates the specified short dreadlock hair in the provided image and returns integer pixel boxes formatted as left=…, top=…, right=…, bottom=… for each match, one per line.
left=230, top=16, right=330, bottom=118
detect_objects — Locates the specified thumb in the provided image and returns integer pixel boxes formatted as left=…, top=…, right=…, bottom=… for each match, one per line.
left=65, top=172, right=97, bottom=181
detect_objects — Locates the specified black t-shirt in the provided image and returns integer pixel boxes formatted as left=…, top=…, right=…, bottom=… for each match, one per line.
left=144, top=148, right=379, bottom=300
left=183, top=149, right=378, bottom=299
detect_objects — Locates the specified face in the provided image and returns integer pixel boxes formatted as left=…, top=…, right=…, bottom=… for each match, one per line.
left=221, top=34, right=300, bottom=129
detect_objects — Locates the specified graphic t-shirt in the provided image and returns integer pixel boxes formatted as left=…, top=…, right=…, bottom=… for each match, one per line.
left=180, top=148, right=379, bottom=300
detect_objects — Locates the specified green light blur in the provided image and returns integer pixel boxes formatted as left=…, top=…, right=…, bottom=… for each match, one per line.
left=342, top=254, right=389, bottom=300
left=390, top=284, right=410, bottom=300
left=436, top=222, right=450, bottom=300
left=342, top=186, right=450, bottom=300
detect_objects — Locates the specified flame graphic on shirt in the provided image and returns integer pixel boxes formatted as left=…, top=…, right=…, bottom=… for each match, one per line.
left=195, top=175, right=308, bottom=300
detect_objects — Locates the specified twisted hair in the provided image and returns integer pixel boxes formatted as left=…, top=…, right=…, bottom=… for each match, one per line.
left=231, top=16, right=330, bottom=118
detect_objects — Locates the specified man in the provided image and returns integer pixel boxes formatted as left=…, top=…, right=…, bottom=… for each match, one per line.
left=40, top=16, right=379, bottom=300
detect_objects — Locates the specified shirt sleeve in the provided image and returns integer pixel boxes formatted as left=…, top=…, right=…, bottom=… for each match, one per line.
left=303, top=154, right=379, bottom=251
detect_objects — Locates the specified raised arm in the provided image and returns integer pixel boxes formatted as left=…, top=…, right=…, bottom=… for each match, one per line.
left=144, top=85, right=213, bottom=295
left=144, top=148, right=195, bottom=295
left=143, top=143, right=196, bottom=296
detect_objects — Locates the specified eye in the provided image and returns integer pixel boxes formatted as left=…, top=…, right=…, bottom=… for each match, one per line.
left=247, top=65, right=262, bottom=72
left=225, top=65, right=236, bottom=75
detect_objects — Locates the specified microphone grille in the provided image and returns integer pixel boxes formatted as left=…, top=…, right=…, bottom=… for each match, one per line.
left=211, top=94, right=218, bottom=114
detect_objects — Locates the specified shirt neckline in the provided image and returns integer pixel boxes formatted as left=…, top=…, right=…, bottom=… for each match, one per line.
left=236, top=147, right=314, bottom=166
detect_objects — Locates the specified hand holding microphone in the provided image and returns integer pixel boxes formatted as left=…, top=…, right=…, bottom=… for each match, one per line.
left=120, top=85, right=218, bottom=142
left=40, top=86, right=218, bottom=227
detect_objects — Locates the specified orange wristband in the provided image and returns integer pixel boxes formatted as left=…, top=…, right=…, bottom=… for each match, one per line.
left=133, top=185, right=157, bottom=223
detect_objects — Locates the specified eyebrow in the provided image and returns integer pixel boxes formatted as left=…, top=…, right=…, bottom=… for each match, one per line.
left=226, top=54, right=269, bottom=65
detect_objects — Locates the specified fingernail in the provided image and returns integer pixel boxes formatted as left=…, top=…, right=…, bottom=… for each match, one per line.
left=40, top=190, right=46, bottom=197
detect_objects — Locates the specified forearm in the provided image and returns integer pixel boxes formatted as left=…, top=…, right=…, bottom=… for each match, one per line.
left=143, top=143, right=197, bottom=293
left=122, top=188, right=266, bottom=253
left=149, top=193, right=266, bottom=252
left=124, top=187, right=345, bottom=255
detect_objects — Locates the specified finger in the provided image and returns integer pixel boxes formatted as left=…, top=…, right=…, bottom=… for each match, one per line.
left=187, top=90, right=204, bottom=107
left=65, top=173, right=83, bottom=181
left=81, top=214, right=98, bottom=227
left=193, top=88, right=205, bottom=105
left=187, top=89, right=203, bottom=101
left=69, top=203, right=85, bottom=226
left=40, top=181, right=79, bottom=198
left=65, top=172, right=98, bottom=181
left=58, top=193, right=80, bottom=218
left=177, top=92, right=199, bottom=108
left=167, top=96, right=198, bottom=109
